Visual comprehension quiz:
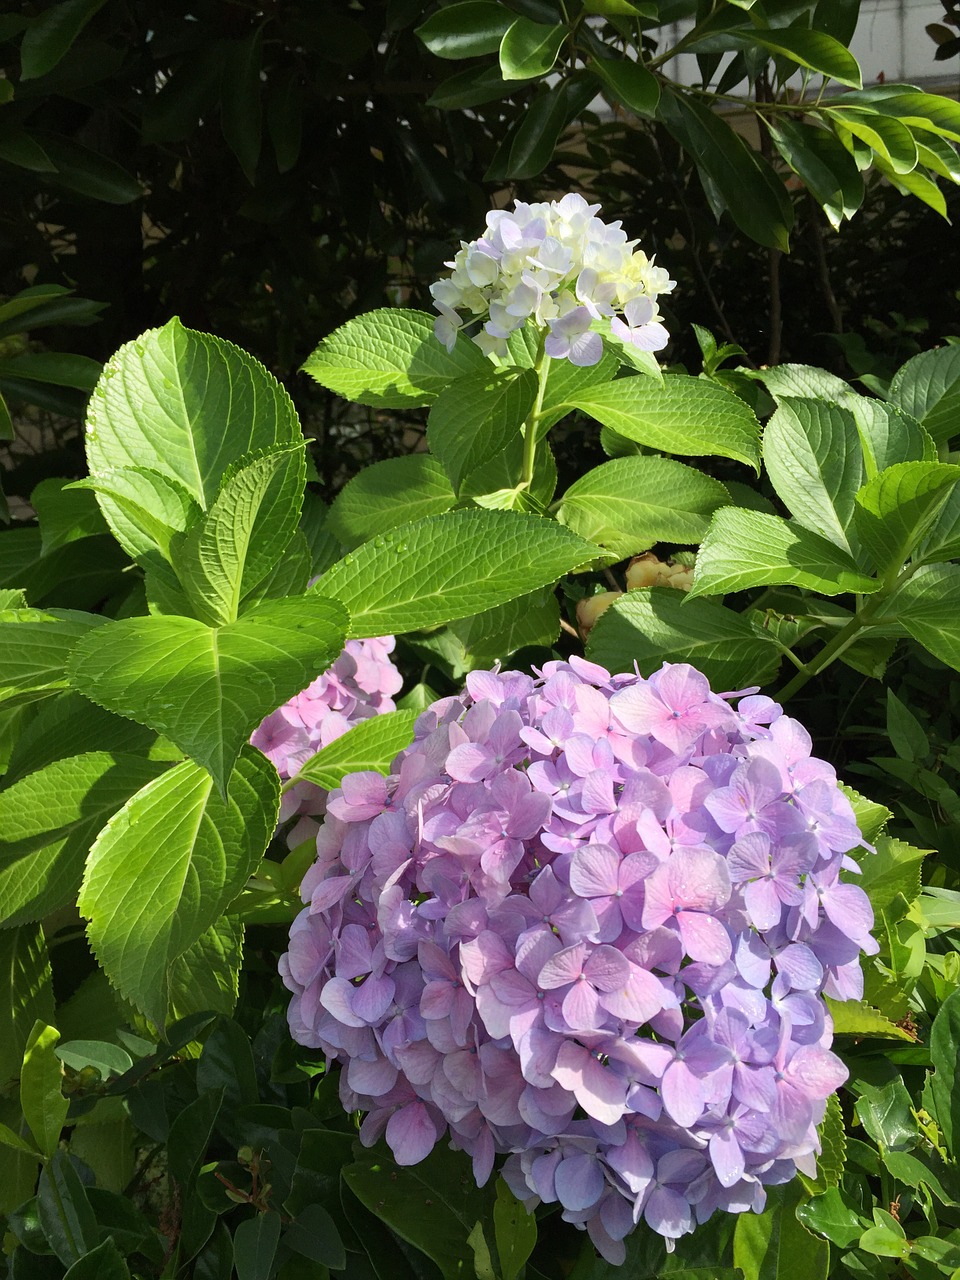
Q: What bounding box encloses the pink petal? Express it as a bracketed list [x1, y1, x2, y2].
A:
[385, 1102, 438, 1165]
[677, 911, 732, 965]
[569, 844, 621, 898]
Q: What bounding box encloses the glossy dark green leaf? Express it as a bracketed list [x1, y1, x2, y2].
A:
[660, 88, 793, 251]
[20, 0, 106, 80]
[169, 1088, 224, 1190]
[590, 54, 659, 116]
[34, 133, 141, 203]
[416, 2, 514, 58]
[282, 1205, 345, 1270]
[196, 1018, 258, 1110]
[499, 16, 566, 80]
[221, 28, 263, 184]
[37, 1151, 99, 1266]
[62, 1238, 129, 1280]
[767, 118, 864, 228]
[0, 127, 57, 172]
[495, 75, 595, 179]
[0, 352, 101, 391]
[929, 986, 960, 1156]
[266, 67, 302, 173]
[825, 106, 918, 174]
[233, 1212, 281, 1280]
[427, 64, 512, 110]
[795, 1188, 865, 1249]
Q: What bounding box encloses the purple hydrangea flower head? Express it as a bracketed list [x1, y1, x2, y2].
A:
[280, 659, 875, 1263]
[251, 636, 403, 831]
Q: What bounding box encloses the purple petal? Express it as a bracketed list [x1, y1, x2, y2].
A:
[385, 1102, 438, 1165]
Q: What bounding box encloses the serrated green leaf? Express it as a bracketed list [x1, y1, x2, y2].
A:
[78, 747, 278, 1025]
[327, 455, 455, 551]
[30, 478, 108, 554]
[20, 0, 107, 80]
[416, 2, 514, 59]
[855, 462, 960, 576]
[749, 364, 853, 402]
[878, 562, 960, 670]
[0, 752, 169, 927]
[889, 344, 960, 444]
[70, 467, 204, 567]
[174, 443, 306, 625]
[762, 398, 864, 554]
[566, 373, 761, 470]
[86, 319, 301, 559]
[68, 595, 348, 792]
[21, 1022, 68, 1159]
[0, 925, 54, 1097]
[302, 309, 487, 409]
[0, 607, 109, 695]
[167, 915, 244, 1023]
[499, 17, 566, 80]
[840, 783, 892, 845]
[427, 367, 537, 492]
[556, 456, 730, 556]
[313, 509, 602, 637]
[845, 397, 935, 477]
[451, 587, 560, 662]
[586, 587, 781, 689]
[825, 997, 915, 1040]
[690, 507, 879, 598]
[590, 54, 659, 116]
[295, 709, 418, 789]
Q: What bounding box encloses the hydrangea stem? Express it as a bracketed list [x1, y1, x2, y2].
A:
[521, 346, 551, 490]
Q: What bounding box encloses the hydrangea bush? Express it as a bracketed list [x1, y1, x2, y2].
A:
[281, 657, 877, 1262]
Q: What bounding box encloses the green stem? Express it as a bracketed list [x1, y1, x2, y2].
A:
[521, 346, 552, 491]
[776, 566, 918, 701]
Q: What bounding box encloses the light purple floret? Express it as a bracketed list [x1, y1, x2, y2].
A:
[279, 659, 876, 1264]
[251, 636, 403, 841]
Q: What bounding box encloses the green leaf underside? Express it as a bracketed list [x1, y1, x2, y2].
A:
[889, 345, 960, 444]
[302, 309, 487, 408]
[427, 367, 538, 492]
[586, 588, 781, 690]
[313, 509, 602, 637]
[762, 398, 864, 554]
[0, 752, 169, 927]
[297, 710, 418, 789]
[175, 443, 306, 625]
[327, 455, 455, 550]
[690, 507, 880, 598]
[86, 319, 301, 558]
[556, 456, 730, 556]
[67, 595, 349, 792]
[78, 747, 278, 1025]
[567, 374, 761, 470]
[854, 462, 960, 576]
[881, 563, 960, 672]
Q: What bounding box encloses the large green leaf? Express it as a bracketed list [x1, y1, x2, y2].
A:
[416, 2, 514, 59]
[854, 462, 960, 577]
[489, 76, 596, 181]
[451, 587, 560, 662]
[888, 345, 960, 444]
[71, 467, 203, 569]
[302, 309, 487, 409]
[78, 747, 278, 1026]
[0, 926, 54, 1094]
[845, 398, 935, 476]
[734, 1183, 829, 1280]
[31, 479, 108, 554]
[722, 26, 860, 86]
[174, 443, 306, 625]
[344, 1144, 495, 1280]
[313, 509, 602, 637]
[86, 320, 301, 561]
[762, 398, 864, 554]
[4, 691, 156, 785]
[220, 28, 262, 185]
[68, 595, 349, 792]
[0, 352, 101, 391]
[167, 915, 244, 1023]
[826, 106, 918, 174]
[590, 54, 659, 117]
[586, 588, 781, 689]
[659, 88, 793, 252]
[0, 608, 109, 697]
[566, 374, 761, 470]
[879, 563, 960, 672]
[838, 87, 960, 146]
[555, 456, 730, 556]
[0, 752, 169, 927]
[21, 1023, 68, 1160]
[295, 710, 418, 789]
[749, 364, 852, 403]
[427, 367, 537, 492]
[499, 17, 566, 79]
[20, 0, 107, 80]
[689, 508, 880, 598]
[327, 455, 455, 551]
[928, 987, 960, 1157]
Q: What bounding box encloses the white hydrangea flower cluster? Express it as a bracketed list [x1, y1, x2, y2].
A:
[430, 193, 676, 365]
